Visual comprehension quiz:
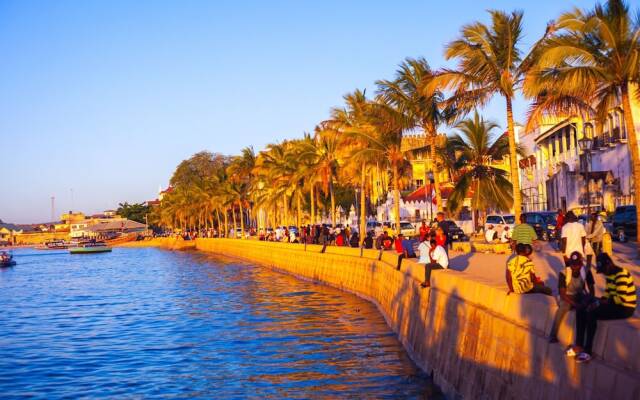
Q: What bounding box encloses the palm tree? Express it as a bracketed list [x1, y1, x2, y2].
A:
[447, 112, 518, 227]
[228, 147, 256, 239]
[436, 10, 553, 221]
[525, 0, 640, 246]
[377, 57, 455, 210]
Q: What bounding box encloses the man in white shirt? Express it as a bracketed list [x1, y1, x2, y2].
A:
[500, 226, 511, 243]
[561, 211, 586, 264]
[420, 238, 449, 288]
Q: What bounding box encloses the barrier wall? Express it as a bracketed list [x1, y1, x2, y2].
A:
[194, 238, 640, 400]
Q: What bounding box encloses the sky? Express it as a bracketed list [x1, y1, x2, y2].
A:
[0, 0, 597, 223]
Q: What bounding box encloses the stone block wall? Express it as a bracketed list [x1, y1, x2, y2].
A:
[194, 239, 639, 399]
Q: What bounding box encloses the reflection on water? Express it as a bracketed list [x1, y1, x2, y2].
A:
[0, 248, 439, 399]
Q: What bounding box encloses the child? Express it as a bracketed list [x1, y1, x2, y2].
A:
[506, 243, 552, 295]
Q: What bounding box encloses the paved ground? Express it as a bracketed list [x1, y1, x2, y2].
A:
[446, 240, 640, 317]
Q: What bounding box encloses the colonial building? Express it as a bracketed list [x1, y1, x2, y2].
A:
[519, 101, 638, 213]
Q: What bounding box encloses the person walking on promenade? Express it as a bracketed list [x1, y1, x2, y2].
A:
[394, 233, 405, 270]
[570, 253, 636, 363]
[419, 220, 430, 242]
[420, 237, 448, 288]
[549, 252, 595, 343]
[511, 214, 538, 251]
[561, 211, 586, 265]
[506, 244, 552, 295]
[555, 209, 565, 249]
[585, 212, 605, 257]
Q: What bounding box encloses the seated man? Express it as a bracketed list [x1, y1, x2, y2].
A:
[570, 253, 636, 363]
[548, 252, 595, 343]
[420, 237, 448, 288]
[485, 225, 498, 243]
[506, 243, 552, 295]
[500, 226, 511, 244]
[363, 231, 374, 249]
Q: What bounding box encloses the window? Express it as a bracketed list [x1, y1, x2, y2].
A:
[415, 179, 424, 187]
[486, 216, 502, 224]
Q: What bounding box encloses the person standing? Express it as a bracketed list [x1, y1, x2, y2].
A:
[555, 209, 565, 248]
[571, 253, 636, 363]
[419, 220, 430, 243]
[585, 212, 605, 257]
[511, 214, 538, 249]
[561, 211, 586, 265]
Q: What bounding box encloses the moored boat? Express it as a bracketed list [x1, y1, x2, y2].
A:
[69, 241, 112, 254]
[0, 251, 16, 267]
[35, 239, 70, 250]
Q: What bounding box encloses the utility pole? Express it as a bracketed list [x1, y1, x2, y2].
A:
[51, 196, 55, 222]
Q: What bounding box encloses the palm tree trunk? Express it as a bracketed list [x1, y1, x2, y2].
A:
[296, 192, 302, 229]
[215, 210, 221, 234]
[330, 181, 336, 227]
[505, 96, 522, 221]
[426, 127, 442, 212]
[232, 206, 237, 239]
[360, 163, 367, 245]
[282, 194, 288, 227]
[224, 209, 229, 238]
[239, 201, 245, 240]
[621, 86, 640, 248]
[309, 184, 315, 225]
[393, 163, 401, 236]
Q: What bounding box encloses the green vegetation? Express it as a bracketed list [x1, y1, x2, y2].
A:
[154, 0, 640, 244]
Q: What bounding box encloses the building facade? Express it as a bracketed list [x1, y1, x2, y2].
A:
[519, 103, 638, 214]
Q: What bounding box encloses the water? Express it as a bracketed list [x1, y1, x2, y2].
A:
[0, 247, 439, 399]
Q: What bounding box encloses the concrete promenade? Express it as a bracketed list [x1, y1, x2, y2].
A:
[123, 237, 640, 399]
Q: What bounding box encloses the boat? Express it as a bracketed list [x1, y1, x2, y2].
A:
[69, 241, 112, 254]
[35, 239, 70, 250]
[0, 251, 16, 267]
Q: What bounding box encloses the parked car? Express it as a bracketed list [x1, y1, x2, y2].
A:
[522, 211, 557, 241]
[446, 220, 469, 242]
[612, 205, 637, 242]
[382, 221, 417, 237]
[484, 214, 516, 233]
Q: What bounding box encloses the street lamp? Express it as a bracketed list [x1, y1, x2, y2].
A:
[578, 137, 593, 214]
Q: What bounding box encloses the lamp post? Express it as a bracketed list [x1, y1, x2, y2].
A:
[578, 137, 593, 215]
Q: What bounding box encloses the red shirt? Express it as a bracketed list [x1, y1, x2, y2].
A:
[394, 237, 404, 254]
[435, 234, 446, 247]
[419, 225, 430, 242]
[336, 234, 344, 246]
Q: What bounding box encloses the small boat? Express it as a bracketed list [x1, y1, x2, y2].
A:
[69, 241, 112, 254]
[35, 239, 70, 250]
[0, 251, 16, 267]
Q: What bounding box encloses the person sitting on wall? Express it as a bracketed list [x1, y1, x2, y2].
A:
[548, 251, 595, 344]
[569, 253, 636, 363]
[506, 243, 552, 295]
[381, 231, 393, 250]
[500, 226, 511, 244]
[349, 231, 360, 248]
[363, 231, 374, 249]
[394, 233, 405, 270]
[420, 236, 448, 288]
[485, 224, 498, 243]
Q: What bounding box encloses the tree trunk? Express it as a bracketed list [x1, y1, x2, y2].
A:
[505, 96, 522, 221]
[310, 184, 315, 225]
[231, 206, 237, 239]
[330, 181, 336, 227]
[282, 194, 288, 227]
[359, 163, 367, 245]
[621, 85, 640, 249]
[215, 210, 221, 234]
[224, 209, 229, 238]
[296, 192, 302, 229]
[393, 163, 401, 236]
[426, 125, 442, 213]
[239, 201, 245, 239]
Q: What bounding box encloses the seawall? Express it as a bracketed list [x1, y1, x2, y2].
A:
[193, 238, 639, 400]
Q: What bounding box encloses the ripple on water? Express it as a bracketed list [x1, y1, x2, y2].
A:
[0, 247, 440, 399]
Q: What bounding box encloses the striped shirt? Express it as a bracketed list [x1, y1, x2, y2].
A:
[507, 255, 534, 294]
[511, 223, 538, 245]
[605, 268, 637, 309]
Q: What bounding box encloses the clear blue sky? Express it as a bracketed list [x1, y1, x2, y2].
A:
[1, 0, 595, 223]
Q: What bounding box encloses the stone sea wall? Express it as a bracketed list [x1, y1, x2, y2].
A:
[193, 238, 639, 400]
